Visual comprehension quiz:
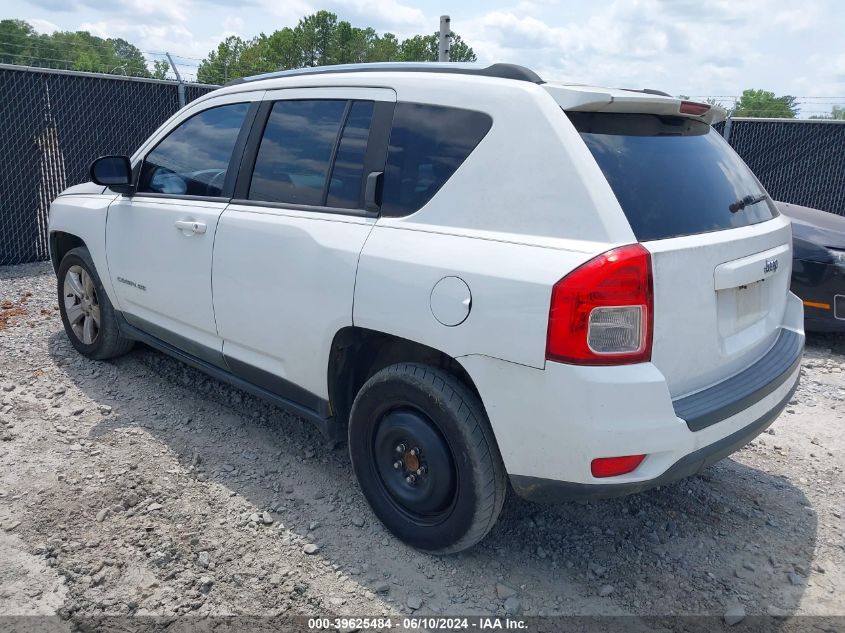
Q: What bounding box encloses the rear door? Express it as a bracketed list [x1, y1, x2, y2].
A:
[569, 111, 792, 397]
[212, 87, 395, 406]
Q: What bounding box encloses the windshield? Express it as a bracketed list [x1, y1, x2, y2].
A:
[569, 112, 778, 241]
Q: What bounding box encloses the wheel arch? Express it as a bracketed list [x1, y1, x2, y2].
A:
[49, 231, 87, 273]
[327, 326, 483, 427]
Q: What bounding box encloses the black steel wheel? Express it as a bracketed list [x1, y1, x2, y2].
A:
[348, 363, 506, 553]
[373, 406, 457, 523]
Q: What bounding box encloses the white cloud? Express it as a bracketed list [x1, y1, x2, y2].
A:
[333, 0, 427, 28]
[28, 18, 60, 34]
[833, 53, 845, 81]
[255, 0, 315, 27]
[223, 16, 245, 34]
[8, 0, 842, 105]
[459, 0, 831, 98]
[771, 2, 823, 32]
[249, 0, 427, 38]
[79, 20, 198, 55]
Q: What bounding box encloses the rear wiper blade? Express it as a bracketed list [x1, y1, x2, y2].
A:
[729, 194, 768, 213]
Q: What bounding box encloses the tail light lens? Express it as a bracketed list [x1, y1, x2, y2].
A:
[546, 244, 653, 365]
[591, 454, 646, 478]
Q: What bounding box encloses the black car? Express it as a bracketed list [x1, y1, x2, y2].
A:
[777, 201, 845, 332]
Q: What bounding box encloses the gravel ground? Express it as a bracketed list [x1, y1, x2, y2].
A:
[1, 262, 843, 630]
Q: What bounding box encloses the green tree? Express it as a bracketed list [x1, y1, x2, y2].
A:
[151, 59, 170, 79]
[398, 34, 435, 61]
[333, 22, 371, 64]
[397, 32, 477, 62]
[109, 37, 149, 76]
[367, 33, 401, 62]
[447, 33, 476, 62]
[197, 11, 478, 83]
[238, 35, 276, 77]
[0, 19, 37, 65]
[197, 35, 250, 84]
[809, 105, 845, 120]
[734, 89, 798, 118]
[297, 10, 338, 66]
[0, 19, 153, 77]
[265, 27, 303, 70]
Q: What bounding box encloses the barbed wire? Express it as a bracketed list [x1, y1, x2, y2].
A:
[690, 95, 845, 100]
[3, 37, 845, 111]
[1, 37, 372, 82]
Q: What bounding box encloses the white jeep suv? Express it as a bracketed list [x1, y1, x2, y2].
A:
[49, 62, 804, 553]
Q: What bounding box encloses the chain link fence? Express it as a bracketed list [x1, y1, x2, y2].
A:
[1, 65, 844, 265]
[0, 64, 217, 265]
[718, 118, 845, 217]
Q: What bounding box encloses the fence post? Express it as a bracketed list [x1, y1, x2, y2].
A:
[166, 52, 186, 109]
[723, 114, 733, 143]
[439, 16, 451, 62]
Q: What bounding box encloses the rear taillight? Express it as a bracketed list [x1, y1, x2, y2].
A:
[546, 244, 653, 365]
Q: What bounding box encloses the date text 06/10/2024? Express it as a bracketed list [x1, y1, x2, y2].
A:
[307, 617, 529, 630]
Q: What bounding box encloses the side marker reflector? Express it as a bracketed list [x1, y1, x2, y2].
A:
[591, 454, 646, 478]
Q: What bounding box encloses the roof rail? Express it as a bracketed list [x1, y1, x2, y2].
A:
[224, 62, 543, 87]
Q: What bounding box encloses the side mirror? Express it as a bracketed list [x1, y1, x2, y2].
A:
[90, 155, 134, 194]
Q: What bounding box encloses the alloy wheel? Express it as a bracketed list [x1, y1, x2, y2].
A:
[63, 265, 100, 345]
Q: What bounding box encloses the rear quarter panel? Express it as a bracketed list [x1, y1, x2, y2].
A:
[353, 74, 637, 368]
[354, 226, 599, 368]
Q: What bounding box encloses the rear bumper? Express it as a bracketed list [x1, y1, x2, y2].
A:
[510, 372, 798, 502]
[672, 328, 803, 432]
[459, 292, 805, 503]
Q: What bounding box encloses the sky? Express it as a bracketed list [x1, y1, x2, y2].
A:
[5, 0, 845, 116]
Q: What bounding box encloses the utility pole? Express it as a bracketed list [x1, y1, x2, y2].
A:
[438, 15, 451, 62]
[166, 52, 186, 108]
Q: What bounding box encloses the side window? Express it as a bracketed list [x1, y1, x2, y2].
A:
[249, 100, 347, 206]
[326, 101, 374, 208]
[138, 103, 249, 197]
[381, 103, 492, 217]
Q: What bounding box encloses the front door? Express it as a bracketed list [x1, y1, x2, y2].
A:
[106, 100, 254, 362]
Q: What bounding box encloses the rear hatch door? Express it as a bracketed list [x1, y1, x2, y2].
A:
[567, 108, 791, 398]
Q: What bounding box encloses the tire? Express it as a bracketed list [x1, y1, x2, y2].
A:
[57, 247, 133, 361]
[348, 362, 507, 553]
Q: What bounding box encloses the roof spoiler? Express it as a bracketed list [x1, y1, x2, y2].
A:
[543, 84, 726, 125]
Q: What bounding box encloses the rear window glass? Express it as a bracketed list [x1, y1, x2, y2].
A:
[249, 100, 347, 206]
[569, 112, 777, 241]
[381, 103, 492, 217]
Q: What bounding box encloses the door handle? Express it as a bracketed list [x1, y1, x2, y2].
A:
[175, 220, 207, 235]
[364, 171, 383, 212]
